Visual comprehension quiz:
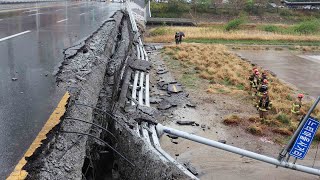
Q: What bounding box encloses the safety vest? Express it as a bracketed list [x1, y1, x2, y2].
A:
[258, 96, 272, 111]
[250, 75, 260, 88]
[291, 101, 302, 114]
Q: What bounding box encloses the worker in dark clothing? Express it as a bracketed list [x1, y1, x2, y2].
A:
[257, 91, 272, 121]
[260, 72, 268, 83]
[175, 32, 180, 45]
[178, 32, 185, 44]
[256, 79, 268, 103]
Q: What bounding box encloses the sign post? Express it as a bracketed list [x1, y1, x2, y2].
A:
[289, 117, 320, 159]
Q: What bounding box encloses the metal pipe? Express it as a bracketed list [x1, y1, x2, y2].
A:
[143, 48, 150, 106]
[150, 125, 199, 180]
[138, 46, 145, 105]
[279, 96, 320, 160]
[156, 124, 320, 176]
[131, 45, 140, 105]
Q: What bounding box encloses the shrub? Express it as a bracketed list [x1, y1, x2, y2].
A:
[225, 18, 245, 31]
[223, 115, 241, 125]
[294, 20, 320, 34]
[276, 113, 290, 124]
[247, 125, 263, 135]
[272, 128, 293, 136]
[263, 25, 279, 33]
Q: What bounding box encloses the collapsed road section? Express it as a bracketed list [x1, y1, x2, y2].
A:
[18, 9, 195, 180]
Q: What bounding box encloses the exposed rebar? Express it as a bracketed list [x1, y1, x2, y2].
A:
[60, 130, 135, 167]
[64, 117, 117, 140]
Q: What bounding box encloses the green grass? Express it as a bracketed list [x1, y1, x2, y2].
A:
[180, 73, 199, 89]
[184, 38, 320, 46]
[225, 18, 245, 31]
[276, 113, 291, 125]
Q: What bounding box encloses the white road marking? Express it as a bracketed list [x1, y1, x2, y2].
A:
[79, 13, 86, 16]
[57, 18, 68, 23]
[55, 9, 64, 12]
[0, 30, 31, 42]
[28, 13, 44, 16]
[23, 9, 38, 13]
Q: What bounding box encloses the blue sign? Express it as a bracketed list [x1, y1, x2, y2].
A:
[289, 117, 320, 159]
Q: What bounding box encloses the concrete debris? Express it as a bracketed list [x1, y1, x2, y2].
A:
[67, 79, 77, 84]
[176, 120, 195, 126]
[129, 59, 152, 72]
[186, 102, 196, 108]
[218, 140, 227, 144]
[157, 99, 177, 110]
[183, 162, 198, 176]
[167, 134, 179, 139]
[171, 139, 178, 144]
[137, 105, 157, 116]
[11, 77, 18, 81]
[149, 97, 162, 104]
[75, 75, 86, 81]
[157, 69, 168, 75]
[157, 81, 168, 90]
[154, 45, 163, 50]
[167, 83, 183, 93]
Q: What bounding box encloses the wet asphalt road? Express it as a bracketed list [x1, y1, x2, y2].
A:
[0, 1, 123, 178]
[234, 49, 320, 98]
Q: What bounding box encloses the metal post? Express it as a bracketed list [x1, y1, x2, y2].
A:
[156, 124, 320, 176]
[278, 96, 320, 161]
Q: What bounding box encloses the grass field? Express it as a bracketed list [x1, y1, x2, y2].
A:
[146, 26, 320, 46]
[162, 43, 320, 138]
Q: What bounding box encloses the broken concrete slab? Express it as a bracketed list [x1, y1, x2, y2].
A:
[184, 162, 198, 176]
[186, 102, 196, 108]
[157, 69, 168, 74]
[137, 105, 157, 116]
[176, 120, 195, 126]
[157, 99, 177, 110]
[157, 81, 168, 90]
[128, 59, 152, 72]
[149, 97, 162, 104]
[167, 83, 183, 93]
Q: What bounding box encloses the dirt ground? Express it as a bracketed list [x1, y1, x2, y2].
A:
[147, 44, 320, 180]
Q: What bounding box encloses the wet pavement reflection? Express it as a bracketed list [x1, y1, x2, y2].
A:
[233, 49, 320, 98]
[0, 2, 123, 178]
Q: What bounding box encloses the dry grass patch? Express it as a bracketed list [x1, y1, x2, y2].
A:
[272, 128, 293, 136]
[223, 115, 241, 125]
[162, 43, 320, 141]
[247, 125, 263, 136]
[146, 26, 320, 43]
